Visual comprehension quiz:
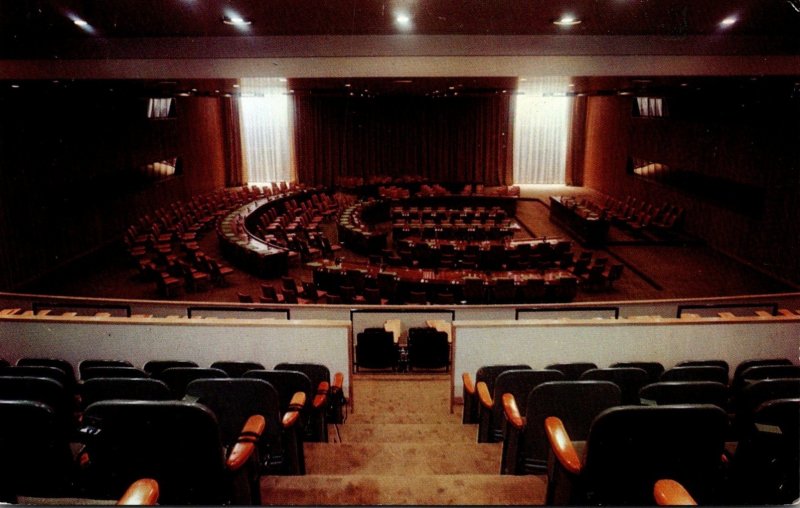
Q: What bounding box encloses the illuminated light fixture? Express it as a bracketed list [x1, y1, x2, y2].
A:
[69, 14, 95, 32]
[395, 12, 412, 29]
[344, 83, 352, 88]
[394, 79, 413, 84]
[719, 16, 738, 27]
[222, 15, 252, 26]
[232, 84, 240, 88]
[553, 14, 581, 26]
[73, 18, 88, 27]
[10, 84, 20, 89]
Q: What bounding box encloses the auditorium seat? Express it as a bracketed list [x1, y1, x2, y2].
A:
[355, 328, 399, 371]
[143, 360, 199, 377]
[731, 358, 793, 391]
[260, 284, 285, 303]
[301, 280, 327, 303]
[660, 365, 729, 385]
[0, 376, 75, 437]
[731, 378, 800, 439]
[237, 292, 254, 303]
[461, 276, 487, 304]
[81, 400, 264, 504]
[0, 399, 78, 502]
[16, 358, 77, 392]
[501, 380, 621, 475]
[676, 359, 730, 378]
[477, 369, 564, 443]
[639, 381, 729, 408]
[610, 361, 665, 384]
[155, 367, 228, 398]
[275, 362, 336, 442]
[489, 277, 516, 304]
[544, 404, 728, 505]
[579, 367, 650, 405]
[545, 362, 598, 381]
[81, 366, 150, 380]
[79, 359, 134, 379]
[0, 366, 73, 399]
[80, 377, 173, 409]
[727, 398, 800, 504]
[243, 369, 314, 442]
[210, 361, 266, 378]
[462, 365, 531, 426]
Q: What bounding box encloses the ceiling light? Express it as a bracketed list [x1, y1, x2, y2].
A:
[73, 18, 88, 27]
[222, 15, 252, 26]
[720, 16, 738, 27]
[395, 12, 412, 29]
[69, 15, 94, 32]
[10, 84, 20, 89]
[553, 14, 581, 26]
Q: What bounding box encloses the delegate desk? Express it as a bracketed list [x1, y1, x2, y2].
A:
[217, 188, 324, 277]
[310, 259, 578, 303]
[549, 196, 610, 247]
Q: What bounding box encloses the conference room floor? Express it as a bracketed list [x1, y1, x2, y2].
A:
[23, 187, 795, 303]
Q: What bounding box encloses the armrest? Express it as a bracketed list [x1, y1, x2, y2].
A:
[117, 478, 159, 505]
[462, 372, 475, 395]
[653, 479, 697, 506]
[477, 381, 493, 409]
[502, 393, 524, 430]
[313, 381, 330, 409]
[282, 392, 307, 429]
[332, 372, 344, 391]
[544, 416, 582, 475]
[226, 414, 266, 471]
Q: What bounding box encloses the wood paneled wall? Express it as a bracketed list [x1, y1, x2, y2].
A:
[581, 95, 800, 286]
[0, 94, 228, 290]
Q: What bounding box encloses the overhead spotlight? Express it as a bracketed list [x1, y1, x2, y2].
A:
[222, 15, 252, 26]
[719, 16, 738, 28]
[69, 14, 95, 32]
[553, 14, 581, 26]
[395, 12, 412, 29]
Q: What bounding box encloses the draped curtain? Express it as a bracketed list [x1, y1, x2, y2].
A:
[238, 78, 295, 184]
[220, 96, 244, 187]
[293, 94, 512, 187]
[513, 77, 572, 184]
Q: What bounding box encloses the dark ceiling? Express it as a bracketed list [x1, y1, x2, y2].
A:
[0, 1, 798, 98]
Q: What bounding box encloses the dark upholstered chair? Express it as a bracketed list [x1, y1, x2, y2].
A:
[501, 380, 621, 475]
[462, 364, 531, 424]
[579, 367, 650, 405]
[355, 329, 399, 372]
[639, 381, 728, 408]
[407, 327, 450, 371]
[545, 362, 598, 381]
[545, 404, 728, 505]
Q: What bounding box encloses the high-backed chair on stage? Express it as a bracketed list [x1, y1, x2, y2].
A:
[462, 364, 531, 424]
[544, 404, 728, 505]
[355, 328, 399, 372]
[407, 327, 450, 372]
[501, 380, 621, 475]
[81, 400, 264, 504]
[477, 369, 564, 443]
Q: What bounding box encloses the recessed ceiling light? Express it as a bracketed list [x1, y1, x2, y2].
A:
[222, 15, 252, 26]
[345, 83, 352, 88]
[395, 12, 412, 29]
[73, 18, 88, 27]
[10, 84, 20, 89]
[553, 14, 581, 26]
[720, 16, 738, 27]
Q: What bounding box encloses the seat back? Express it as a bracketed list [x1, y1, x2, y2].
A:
[482, 369, 564, 442]
[210, 361, 266, 378]
[660, 366, 728, 385]
[610, 361, 665, 384]
[545, 362, 597, 381]
[0, 366, 71, 395]
[580, 405, 728, 505]
[16, 358, 76, 393]
[639, 381, 728, 408]
[0, 376, 74, 438]
[355, 329, 398, 370]
[579, 367, 650, 405]
[730, 398, 800, 504]
[732, 358, 792, 385]
[155, 367, 228, 398]
[143, 360, 199, 377]
[79, 359, 133, 379]
[0, 400, 76, 501]
[82, 400, 229, 505]
[80, 377, 173, 409]
[475, 364, 532, 396]
[81, 366, 150, 380]
[243, 370, 312, 416]
[676, 359, 729, 378]
[407, 327, 450, 370]
[733, 378, 800, 438]
[521, 380, 621, 474]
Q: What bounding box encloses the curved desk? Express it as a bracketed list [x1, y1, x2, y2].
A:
[217, 188, 324, 278]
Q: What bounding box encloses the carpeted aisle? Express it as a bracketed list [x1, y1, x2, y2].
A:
[260, 374, 546, 505]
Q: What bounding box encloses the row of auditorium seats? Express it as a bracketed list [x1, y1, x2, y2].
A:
[461, 357, 799, 505]
[0, 357, 346, 503]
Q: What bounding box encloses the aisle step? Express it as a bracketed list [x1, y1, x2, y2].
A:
[261, 473, 546, 506]
[333, 422, 476, 444]
[305, 442, 502, 475]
